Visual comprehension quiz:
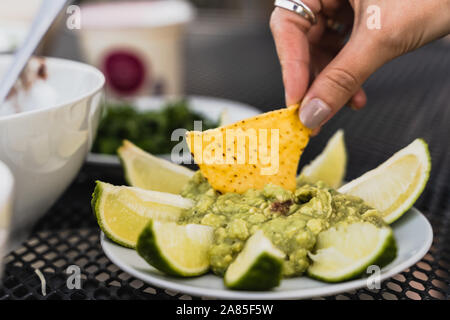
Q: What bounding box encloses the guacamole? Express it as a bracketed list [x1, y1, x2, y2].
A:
[179, 171, 386, 277]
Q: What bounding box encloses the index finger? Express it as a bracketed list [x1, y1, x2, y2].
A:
[270, 2, 321, 106]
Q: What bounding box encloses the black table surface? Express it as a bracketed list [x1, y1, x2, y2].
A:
[0, 32, 448, 300]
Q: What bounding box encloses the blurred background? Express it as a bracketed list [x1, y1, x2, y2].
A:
[1, 0, 449, 209]
[1, 0, 448, 172]
[0, 0, 448, 300]
[0, 0, 290, 160]
[0, 0, 283, 107]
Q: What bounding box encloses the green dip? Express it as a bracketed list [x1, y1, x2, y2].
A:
[179, 171, 386, 277]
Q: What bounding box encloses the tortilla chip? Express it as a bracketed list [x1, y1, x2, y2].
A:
[186, 105, 311, 193]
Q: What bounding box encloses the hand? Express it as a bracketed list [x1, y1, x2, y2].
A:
[270, 0, 450, 130]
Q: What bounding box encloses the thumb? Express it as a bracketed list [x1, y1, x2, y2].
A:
[299, 39, 384, 129]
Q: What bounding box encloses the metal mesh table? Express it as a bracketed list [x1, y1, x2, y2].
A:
[0, 31, 449, 300]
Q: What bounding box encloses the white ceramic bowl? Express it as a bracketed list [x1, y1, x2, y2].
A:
[0, 55, 105, 248]
[0, 160, 14, 276]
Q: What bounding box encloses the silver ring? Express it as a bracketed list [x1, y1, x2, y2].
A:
[275, 0, 317, 25]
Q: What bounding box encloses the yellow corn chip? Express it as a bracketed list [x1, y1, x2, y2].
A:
[186, 105, 311, 193]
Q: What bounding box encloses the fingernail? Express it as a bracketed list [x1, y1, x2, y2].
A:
[299, 98, 332, 129]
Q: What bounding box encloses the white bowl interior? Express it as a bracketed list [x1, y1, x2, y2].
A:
[0, 55, 105, 118]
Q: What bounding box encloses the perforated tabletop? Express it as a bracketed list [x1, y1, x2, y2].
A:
[0, 35, 448, 300]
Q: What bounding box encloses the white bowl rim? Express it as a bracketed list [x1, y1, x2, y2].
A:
[0, 54, 105, 122]
[0, 160, 14, 210]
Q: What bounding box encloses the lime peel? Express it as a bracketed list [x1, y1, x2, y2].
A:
[307, 222, 397, 282]
[137, 220, 214, 277]
[224, 230, 285, 290]
[338, 138, 430, 224]
[92, 181, 193, 248]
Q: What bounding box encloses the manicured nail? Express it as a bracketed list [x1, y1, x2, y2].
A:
[299, 98, 332, 129]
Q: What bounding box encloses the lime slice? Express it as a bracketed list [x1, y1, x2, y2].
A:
[338, 139, 430, 224]
[224, 230, 285, 290]
[118, 140, 194, 194]
[92, 181, 193, 248]
[307, 222, 397, 282]
[300, 129, 347, 188]
[137, 220, 214, 277]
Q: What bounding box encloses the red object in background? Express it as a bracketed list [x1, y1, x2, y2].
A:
[102, 50, 148, 95]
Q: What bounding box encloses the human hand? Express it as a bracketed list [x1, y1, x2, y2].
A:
[270, 0, 450, 130]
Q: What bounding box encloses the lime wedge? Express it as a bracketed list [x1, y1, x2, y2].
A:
[92, 181, 193, 248]
[307, 222, 397, 282]
[224, 230, 285, 290]
[338, 139, 430, 224]
[118, 140, 194, 194]
[300, 129, 347, 188]
[137, 220, 214, 277]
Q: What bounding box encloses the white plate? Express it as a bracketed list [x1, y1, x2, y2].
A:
[87, 95, 261, 165]
[101, 207, 433, 300]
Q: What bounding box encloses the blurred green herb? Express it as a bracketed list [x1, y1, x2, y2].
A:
[92, 99, 218, 155]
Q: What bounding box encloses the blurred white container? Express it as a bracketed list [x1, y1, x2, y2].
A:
[0, 0, 42, 52]
[0, 55, 105, 250]
[79, 0, 194, 97]
[0, 161, 14, 277]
